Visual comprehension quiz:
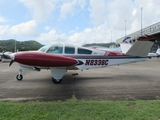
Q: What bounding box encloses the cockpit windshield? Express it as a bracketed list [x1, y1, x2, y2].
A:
[46, 45, 63, 54]
[38, 45, 51, 52]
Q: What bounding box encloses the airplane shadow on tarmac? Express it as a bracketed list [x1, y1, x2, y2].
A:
[10, 72, 114, 101]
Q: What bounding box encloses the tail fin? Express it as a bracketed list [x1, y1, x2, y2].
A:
[122, 36, 131, 42]
[120, 42, 132, 53]
[126, 35, 156, 57]
[120, 36, 132, 54]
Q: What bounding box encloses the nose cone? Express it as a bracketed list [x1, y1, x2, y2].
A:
[9, 53, 15, 60]
[13, 51, 78, 67]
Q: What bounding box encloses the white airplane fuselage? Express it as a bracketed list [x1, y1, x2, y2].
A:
[17, 44, 147, 71]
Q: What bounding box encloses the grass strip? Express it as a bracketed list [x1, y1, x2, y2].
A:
[0, 99, 160, 120]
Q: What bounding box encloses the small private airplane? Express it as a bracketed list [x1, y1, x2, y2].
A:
[147, 47, 160, 58]
[156, 47, 160, 56]
[94, 36, 160, 58]
[90, 36, 132, 53]
[9, 35, 155, 84]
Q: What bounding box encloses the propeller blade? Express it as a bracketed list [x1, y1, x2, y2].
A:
[2, 50, 5, 54]
[9, 60, 14, 66]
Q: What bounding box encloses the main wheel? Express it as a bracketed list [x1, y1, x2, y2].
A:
[16, 74, 23, 81]
[52, 78, 62, 84]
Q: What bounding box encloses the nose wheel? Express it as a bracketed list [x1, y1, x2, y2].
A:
[52, 77, 62, 84]
[16, 74, 23, 81]
[16, 69, 23, 81]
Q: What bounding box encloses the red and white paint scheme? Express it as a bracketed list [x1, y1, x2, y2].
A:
[9, 35, 156, 84]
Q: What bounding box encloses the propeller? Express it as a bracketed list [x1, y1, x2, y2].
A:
[9, 60, 14, 66]
[1, 51, 5, 58]
[2, 50, 5, 54]
[9, 53, 15, 66]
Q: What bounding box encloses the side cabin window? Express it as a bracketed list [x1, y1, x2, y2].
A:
[65, 46, 75, 54]
[78, 48, 92, 54]
[46, 45, 63, 54]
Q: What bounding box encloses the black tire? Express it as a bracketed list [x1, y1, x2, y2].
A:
[52, 78, 62, 84]
[16, 74, 23, 81]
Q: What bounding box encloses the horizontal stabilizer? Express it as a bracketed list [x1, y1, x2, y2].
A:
[126, 35, 156, 57]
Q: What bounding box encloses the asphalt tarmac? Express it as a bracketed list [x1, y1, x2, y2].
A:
[0, 58, 160, 101]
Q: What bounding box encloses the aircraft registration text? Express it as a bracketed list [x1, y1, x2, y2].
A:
[85, 59, 108, 66]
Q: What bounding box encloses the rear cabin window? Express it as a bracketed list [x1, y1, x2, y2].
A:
[78, 48, 92, 54]
[46, 45, 63, 54]
[65, 46, 75, 54]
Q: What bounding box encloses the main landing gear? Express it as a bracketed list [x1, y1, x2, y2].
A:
[52, 77, 62, 84]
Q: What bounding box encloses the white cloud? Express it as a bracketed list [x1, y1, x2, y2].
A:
[37, 29, 68, 44]
[0, 15, 7, 23]
[132, 9, 137, 16]
[68, 24, 112, 45]
[134, 0, 160, 25]
[2, 0, 160, 45]
[89, 0, 108, 26]
[86, 0, 160, 42]
[68, 0, 160, 45]
[10, 20, 39, 36]
[0, 25, 10, 35]
[60, 0, 86, 18]
[19, 0, 56, 22]
[0, 20, 39, 37]
[36, 0, 160, 45]
[60, 2, 75, 18]
[37, 24, 112, 45]
[106, 0, 135, 31]
[45, 26, 52, 31]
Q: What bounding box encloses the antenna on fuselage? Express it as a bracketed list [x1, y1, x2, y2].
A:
[82, 41, 86, 46]
[57, 34, 61, 44]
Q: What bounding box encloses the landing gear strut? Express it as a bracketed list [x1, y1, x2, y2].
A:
[52, 77, 62, 84]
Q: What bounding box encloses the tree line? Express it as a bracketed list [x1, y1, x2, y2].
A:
[0, 39, 43, 52]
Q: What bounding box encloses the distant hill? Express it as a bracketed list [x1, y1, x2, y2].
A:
[0, 39, 43, 52]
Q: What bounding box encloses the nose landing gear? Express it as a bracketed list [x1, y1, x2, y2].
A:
[16, 69, 23, 81]
[16, 74, 23, 81]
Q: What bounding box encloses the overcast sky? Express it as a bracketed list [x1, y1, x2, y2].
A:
[0, 0, 160, 45]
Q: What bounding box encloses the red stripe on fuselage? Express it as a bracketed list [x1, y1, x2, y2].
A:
[14, 52, 78, 67]
[105, 51, 125, 56]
